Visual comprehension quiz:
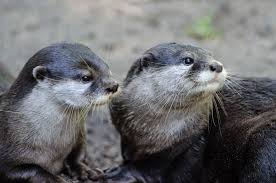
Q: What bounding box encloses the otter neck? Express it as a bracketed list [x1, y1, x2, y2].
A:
[16, 85, 87, 146]
[119, 92, 213, 155]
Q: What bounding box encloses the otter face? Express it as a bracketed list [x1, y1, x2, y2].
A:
[125, 43, 227, 103]
[31, 43, 119, 109]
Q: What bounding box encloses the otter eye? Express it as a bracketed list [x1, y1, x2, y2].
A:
[183, 57, 194, 65]
[81, 75, 92, 83]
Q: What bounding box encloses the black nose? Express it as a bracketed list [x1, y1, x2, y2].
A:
[209, 63, 223, 73]
[106, 83, 119, 94]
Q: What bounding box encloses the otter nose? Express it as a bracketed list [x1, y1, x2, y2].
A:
[105, 82, 119, 94]
[209, 63, 223, 73]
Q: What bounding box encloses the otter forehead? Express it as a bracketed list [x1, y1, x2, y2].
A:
[30, 43, 110, 78]
[145, 42, 213, 65]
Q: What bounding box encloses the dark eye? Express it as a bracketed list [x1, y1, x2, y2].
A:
[183, 57, 194, 65]
[81, 75, 92, 83]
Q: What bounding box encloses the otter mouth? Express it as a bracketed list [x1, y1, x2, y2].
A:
[190, 72, 227, 94]
[202, 79, 225, 88]
[91, 97, 111, 106]
[190, 62, 227, 89]
[90, 89, 121, 106]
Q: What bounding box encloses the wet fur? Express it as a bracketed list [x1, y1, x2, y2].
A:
[205, 78, 276, 183]
[0, 43, 117, 183]
[112, 66, 212, 156]
[98, 43, 276, 183]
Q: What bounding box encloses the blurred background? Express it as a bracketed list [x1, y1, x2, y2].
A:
[1, 0, 276, 79]
[0, 0, 276, 173]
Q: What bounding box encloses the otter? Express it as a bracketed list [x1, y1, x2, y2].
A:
[93, 43, 276, 183]
[0, 43, 119, 183]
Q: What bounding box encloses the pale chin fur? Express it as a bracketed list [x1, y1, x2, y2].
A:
[92, 95, 111, 106]
[91, 86, 121, 106]
[51, 80, 92, 108]
[194, 68, 227, 93]
[48, 80, 117, 108]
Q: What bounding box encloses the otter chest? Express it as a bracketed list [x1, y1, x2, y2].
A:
[18, 99, 84, 173]
[33, 114, 83, 170]
[126, 110, 207, 154]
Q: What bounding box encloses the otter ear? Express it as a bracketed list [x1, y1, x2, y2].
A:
[32, 66, 48, 81]
[139, 53, 155, 68]
[125, 53, 155, 85]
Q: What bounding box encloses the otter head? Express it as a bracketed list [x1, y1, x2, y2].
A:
[13, 43, 119, 109]
[124, 42, 227, 108]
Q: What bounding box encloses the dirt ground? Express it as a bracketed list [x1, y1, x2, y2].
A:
[0, 0, 276, 182]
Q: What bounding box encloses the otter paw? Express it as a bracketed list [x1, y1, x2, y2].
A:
[91, 166, 141, 183]
[56, 175, 71, 183]
[66, 162, 96, 181]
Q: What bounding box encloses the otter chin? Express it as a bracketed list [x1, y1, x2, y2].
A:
[192, 72, 227, 94]
[0, 42, 119, 183]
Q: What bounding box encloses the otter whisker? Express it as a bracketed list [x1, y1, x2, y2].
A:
[90, 100, 98, 118]
[78, 104, 89, 124]
[215, 93, 227, 116]
[152, 93, 174, 121]
[64, 105, 71, 139]
[224, 81, 242, 97]
[148, 92, 173, 121]
[206, 95, 214, 133]
[134, 91, 174, 123]
[164, 93, 178, 123]
[157, 76, 193, 121]
[212, 96, 222, 137]
[55, 102, 70, 126]
[209, 96, 216, 129]
[66, 106, 73, 139]
[66, 47, 96, 73]
[140, 60, 170, 66]
[79, 55, 96, 73]
[226, 75, 244, 90]
[133, 89, 171, 109]
[36, 74, 64, 82]
[151, 77, 194, 121]
[226, 76, 244, 89]
[226, 77, 242, 89]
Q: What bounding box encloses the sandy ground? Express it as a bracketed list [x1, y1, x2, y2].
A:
[0, 0, 276, 182]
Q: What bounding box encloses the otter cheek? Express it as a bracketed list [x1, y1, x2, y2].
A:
[89, 83, 100, 94]
[53, 81, 91, 107]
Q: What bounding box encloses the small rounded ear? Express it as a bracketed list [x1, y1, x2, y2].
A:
[124, 53, 156, 85]
[32, 66, 48, 81]
[139, 53, 155, 68]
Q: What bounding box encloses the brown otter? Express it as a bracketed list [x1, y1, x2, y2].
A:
[93, 43, 276, 183]
[0, 43, 119, 183]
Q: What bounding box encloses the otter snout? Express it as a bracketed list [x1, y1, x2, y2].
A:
[194, 60, 227, 93]
[106, 82, 119, 93]
[209, 62, 223, 73]
[102, 79, 119, 94]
